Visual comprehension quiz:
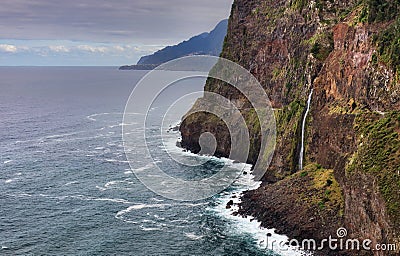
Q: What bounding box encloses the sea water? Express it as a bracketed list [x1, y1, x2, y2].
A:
[0, 67, 306, 255]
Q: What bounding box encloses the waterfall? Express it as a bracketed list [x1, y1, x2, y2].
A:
[299, 89, 313, 170]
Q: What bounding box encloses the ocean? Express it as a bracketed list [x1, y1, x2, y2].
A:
[0, 67, 302, 256]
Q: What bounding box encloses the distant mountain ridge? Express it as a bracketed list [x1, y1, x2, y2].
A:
[119, 19, 228, 70]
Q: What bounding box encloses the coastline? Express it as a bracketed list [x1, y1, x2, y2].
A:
[167, 124, 308, 255]
[236, 166, 345, 256]
[210, 168, 310, 256]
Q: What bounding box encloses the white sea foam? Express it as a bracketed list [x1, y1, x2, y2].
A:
[87, 112, 143, 122]
[83, 197, 132, 204]
[170, 219, 190, 223]
[104, 159, 129, 163]
[150, 197, 164, 202]
[182, 202, 208, 207]
[15, 133, 107, 145]
[153, 214, 165, 220]
[70, 195, 133, 204]
[185, 232, 203, 240]
[14, 193, 32, 197]
[45, 131, 82, 139]
[64, 181, 79, 186]
[140, 225, 162, 231]
[95, 185, 106, 191]
[211, 167, 311, 256]
[142, 219, 156, 223]
[11, 192, 133, 206]
[115, 204, 170, 218]
[86, 112, 118, 121]
[109, 122, 137, 128]
[128, 163, 155, 173]
[96, 179, 136, 191]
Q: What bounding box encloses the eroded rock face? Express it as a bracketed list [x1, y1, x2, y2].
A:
[314, 21, 400, 110]
[308, 16, 400, 255]
[179, 0, 400, 254]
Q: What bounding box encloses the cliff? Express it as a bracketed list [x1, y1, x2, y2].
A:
[119, 20, 228, 70]
[180, 0, 400, 255]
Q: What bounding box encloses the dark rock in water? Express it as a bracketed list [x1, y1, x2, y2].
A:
[226, 200, 234, 209]
[170, 125, 179, 132]
[243, 171, 248, 175]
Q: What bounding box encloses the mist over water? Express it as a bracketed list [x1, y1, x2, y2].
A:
[0, 67, 285, 255]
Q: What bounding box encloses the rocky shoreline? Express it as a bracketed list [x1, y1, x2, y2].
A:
[236, 166, 346, 256]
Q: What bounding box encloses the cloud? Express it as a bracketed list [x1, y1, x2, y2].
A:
[113, 45, 125, 52]
[48, 45, 70, 53]
[0, 40, 166, 65]
[76, 45, 108, 53]
[0, 44, 18, 53]
[0, 0, 233, 44]
[0, 41, 164, 58]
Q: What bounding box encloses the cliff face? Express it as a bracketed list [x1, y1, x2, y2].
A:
[180, 0, 400, 255]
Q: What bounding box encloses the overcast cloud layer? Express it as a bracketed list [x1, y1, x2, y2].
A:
[0, 0, 233, 65]
[0, 0, 233, 44]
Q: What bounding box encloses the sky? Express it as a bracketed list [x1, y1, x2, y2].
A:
[0, 0, 233, 66]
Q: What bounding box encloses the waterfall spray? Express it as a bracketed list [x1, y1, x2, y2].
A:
[299, 89, 313, 170]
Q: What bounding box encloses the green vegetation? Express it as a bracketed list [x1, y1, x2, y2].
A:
[328, 98, 365, 114]
[311, 42, 330, 61]
[348, 111, 400, 227]
[309, 32, 334, 61]
[275, 100, 304, 167]
[284, 100, 303, 123]
[372, 18, 400, 76]
[339, 7, 352, 21]
[364, 0, 399, 23]
[300, 171, 308, 177]
[296, 164, 344, 215]
[243, 108, 262, 164]
[291, 0, 307, 11]
[304, 30, 334, 62]
[272, 67, 285, 81]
